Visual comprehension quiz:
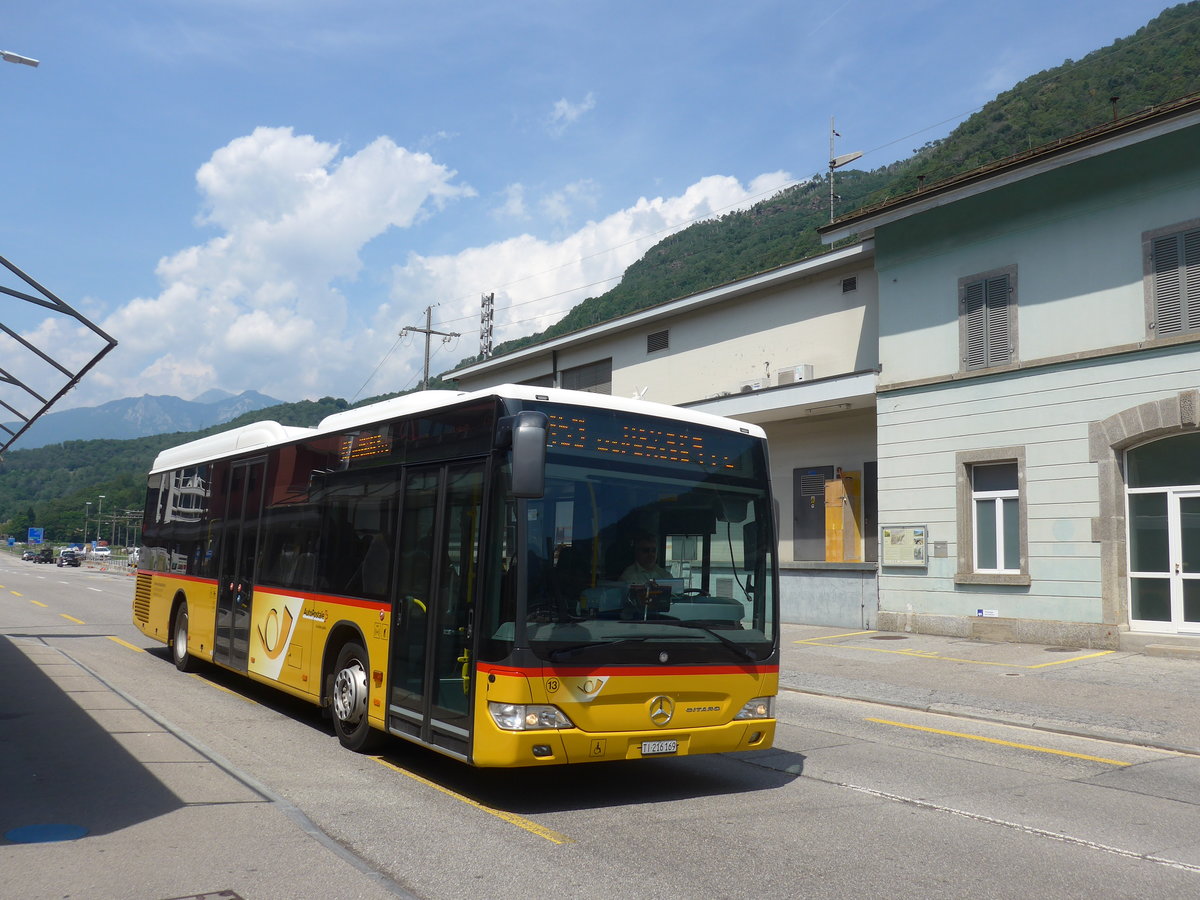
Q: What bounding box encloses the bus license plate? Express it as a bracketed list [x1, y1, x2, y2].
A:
[641, 739, 678, 755]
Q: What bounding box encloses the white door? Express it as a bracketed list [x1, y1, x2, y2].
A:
[1171, 491, 1200, 632]
[1129, 489, 1200, 633]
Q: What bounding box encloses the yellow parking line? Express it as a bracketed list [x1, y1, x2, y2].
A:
[795, 630, 876, 643]
[10, 590, 23, 597]
[371, 755, 575, 844]
[1025, 650, 1116, 668]
[30, 600, 47, 607]
[868, 718, 1131, 766]
[60, 614, 85, 625]
[188, 672, 256, 703]
[107, 636, 145, 653]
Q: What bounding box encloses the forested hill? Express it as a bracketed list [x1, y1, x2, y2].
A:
[459, 1, 1200, 365]
[0, 397, 352, 544]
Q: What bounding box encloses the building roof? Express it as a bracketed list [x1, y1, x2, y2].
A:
[450, 240, 873, 380]
[819, 92, 1200, 244]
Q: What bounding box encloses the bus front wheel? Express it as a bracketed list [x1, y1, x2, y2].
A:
[331, 642, 382, 752]
[173, 602, 198, 673]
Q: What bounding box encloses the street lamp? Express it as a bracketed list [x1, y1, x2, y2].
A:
[84, 501, 92, 545]
[828, 117, 862, 223]
[97, 495, 105, 548]
[1, 50, 39, 68]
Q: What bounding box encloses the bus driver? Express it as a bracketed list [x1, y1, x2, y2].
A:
[620, 533, 671, 585]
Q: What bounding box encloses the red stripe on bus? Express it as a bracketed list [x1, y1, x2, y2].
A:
[477, 662, 778, 678]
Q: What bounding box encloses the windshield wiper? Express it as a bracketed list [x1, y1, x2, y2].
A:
[672, 623, 758, 661]
[547, 637, 649, 661]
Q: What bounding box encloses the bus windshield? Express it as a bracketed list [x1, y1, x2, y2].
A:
[487, 411, 776, 666]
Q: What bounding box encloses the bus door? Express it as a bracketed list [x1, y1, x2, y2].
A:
[389, 462, 484, 759]
[214, 457, 267, 671]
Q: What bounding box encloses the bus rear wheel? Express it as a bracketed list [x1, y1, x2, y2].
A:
[173, 602, 198, 673]
[331, 641, 382, 752]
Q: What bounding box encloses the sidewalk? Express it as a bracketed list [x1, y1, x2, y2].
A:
[780, 623, 1200, 755]
[0, 633, 409, 900]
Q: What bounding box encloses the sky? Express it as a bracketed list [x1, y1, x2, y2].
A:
[0, 0, 1183, 416]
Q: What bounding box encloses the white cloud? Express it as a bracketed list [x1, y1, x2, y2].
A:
[95, 127, 473, 402]
[548, 92, 596, 136]
[539, 180, 599, 226]
[388, 170, 795, 375]
[493, 183, 528, 220]
[40, 121, 791, 407]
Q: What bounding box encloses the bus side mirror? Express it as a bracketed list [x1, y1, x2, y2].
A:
[501, 411, 548, 499]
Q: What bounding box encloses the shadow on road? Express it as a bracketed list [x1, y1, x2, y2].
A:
[0, 634, 184, 842]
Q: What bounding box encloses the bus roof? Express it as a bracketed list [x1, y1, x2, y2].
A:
[149, 384, 765, 474]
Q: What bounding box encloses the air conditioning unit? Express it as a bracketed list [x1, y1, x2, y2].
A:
[739, 379, 763, 393]
[776, 364, 813, 386]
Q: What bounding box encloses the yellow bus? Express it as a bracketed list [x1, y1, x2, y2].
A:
[134, 385, 778, 767]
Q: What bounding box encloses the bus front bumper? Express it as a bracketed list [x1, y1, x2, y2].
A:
[471, 719, 776, 767]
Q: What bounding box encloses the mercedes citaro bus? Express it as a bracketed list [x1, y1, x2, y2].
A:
[134, 385, 778, 767]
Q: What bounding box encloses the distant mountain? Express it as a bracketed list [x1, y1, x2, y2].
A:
[4, 390, 282, 449]
[191, 388, 237, 404]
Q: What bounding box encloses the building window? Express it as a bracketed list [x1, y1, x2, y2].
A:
[955, 447, 1028, 585]
[1147, 223, 1200, 338]
[972, 463, 1019, 572]
[646, 330, 669, 353]
[559, 358, 612, 394]
[959, 267, 1016, 371]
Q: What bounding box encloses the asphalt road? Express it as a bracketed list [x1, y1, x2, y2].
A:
[3, 554, 1200, 899]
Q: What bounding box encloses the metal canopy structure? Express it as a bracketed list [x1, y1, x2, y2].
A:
[0, 254, 117, 455]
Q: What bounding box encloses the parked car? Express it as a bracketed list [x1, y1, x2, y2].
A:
[91, 546, 111, 559]
[20, 549, 35, 561]
[33, 548, 53, 563]
[57, 549, 81, 567]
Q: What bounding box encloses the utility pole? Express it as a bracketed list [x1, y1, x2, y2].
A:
[402, 305, 460, 390]
[480, 292, 494, 359]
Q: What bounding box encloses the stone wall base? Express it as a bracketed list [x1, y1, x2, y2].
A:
[874, 611, 1122, 650]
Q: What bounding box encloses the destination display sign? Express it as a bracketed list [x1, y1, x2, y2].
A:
[534, 406, 759, 476]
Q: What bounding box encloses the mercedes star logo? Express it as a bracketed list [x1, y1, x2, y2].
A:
[649, 695, 674, 726]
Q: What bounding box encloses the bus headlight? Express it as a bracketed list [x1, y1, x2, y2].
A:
[488, 702, 574, 731]
[734, 697, 774, 720]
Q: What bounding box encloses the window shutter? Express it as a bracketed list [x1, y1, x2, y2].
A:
[1185, 229, 1200, 332]
[964, 274, 1011, 369]
[964, 280, 987, 368]
[985, 275, 1010, 367]
[1153, 234, 1183, 335]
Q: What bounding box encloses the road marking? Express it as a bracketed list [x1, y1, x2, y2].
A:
[799, 630, 877, 641]
[30, 600, 47, 608]
[107, 636, 145, 653]
[59, 614, 86, 625]
[1024, 651, 1116, 668]
[189, 672, 256, 703]
[10, 590, 22, 597]
[371, 755, 575, 844]
[834, 779, 1200, 874]
[868, 717, 1132, 766]
[795, 634, 1114, 668]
